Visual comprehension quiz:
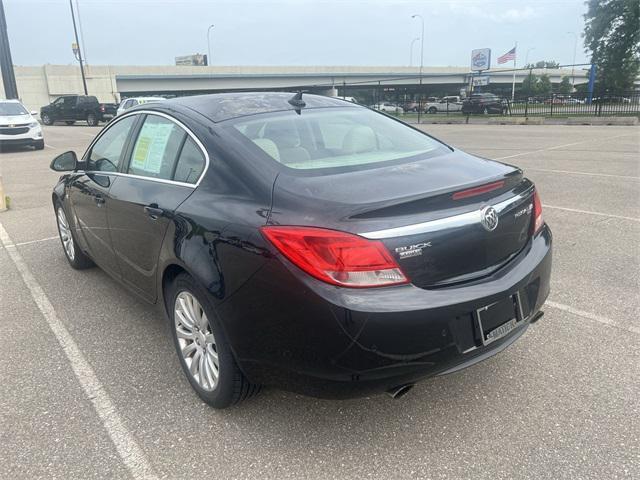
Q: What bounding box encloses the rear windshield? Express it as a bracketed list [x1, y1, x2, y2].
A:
[0, 103, 28, 116]
[228, 107, 448, 170]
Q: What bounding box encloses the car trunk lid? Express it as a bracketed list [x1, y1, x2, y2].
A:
[269, 150, 535, 288]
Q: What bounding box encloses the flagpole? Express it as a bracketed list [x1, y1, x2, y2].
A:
[511, 41, 517, 101]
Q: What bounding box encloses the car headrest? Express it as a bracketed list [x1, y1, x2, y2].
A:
[252, 138, 280, 162]
[342, 126, 377, 154]
[263, 120, 300, 148]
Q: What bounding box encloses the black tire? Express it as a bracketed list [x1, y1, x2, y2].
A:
[86, 113, 99, 126]
[34, 140, 45, 150]
[65, 121, 76, 125]
[54, 200, 95, 270]
[427, 107, 437, 114]
[167, 273, 260, 408]
[41, 113, 54, 125]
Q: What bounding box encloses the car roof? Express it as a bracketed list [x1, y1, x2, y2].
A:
[162, 92, 357, 123]
[0, 99, 22, 103]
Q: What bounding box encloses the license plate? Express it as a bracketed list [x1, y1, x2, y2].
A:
[476, 292, 524, 346]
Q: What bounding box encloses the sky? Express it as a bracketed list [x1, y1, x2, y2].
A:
[4, 0, 590, 68]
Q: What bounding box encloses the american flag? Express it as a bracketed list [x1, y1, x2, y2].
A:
[497, 47, 516, 64]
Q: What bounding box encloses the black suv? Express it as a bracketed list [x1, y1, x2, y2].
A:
[40, 95, 117, 126]
[462, 93, 507, 114]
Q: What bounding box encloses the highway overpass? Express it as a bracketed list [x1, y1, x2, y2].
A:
[7, 64, 587, 111]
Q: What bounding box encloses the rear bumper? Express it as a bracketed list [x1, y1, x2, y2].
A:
[222, 225, 552, 399]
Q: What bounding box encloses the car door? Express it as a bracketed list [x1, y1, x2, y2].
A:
[61, 96, 77, 120]
[107, 113, 207, 301]
[68, 115, 139, 277]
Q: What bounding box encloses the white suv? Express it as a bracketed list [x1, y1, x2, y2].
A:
[0, 99, 44, 151]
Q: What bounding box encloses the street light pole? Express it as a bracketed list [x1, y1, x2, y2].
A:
[411, 14, 424, 77]
[411, 14, 424, 123]
[409, 37, 419, 67]
[524, 47, 535, 67]
[567, 31, 578, 87]
[207, 24, 214, 66]
[69, 0, 87, 95]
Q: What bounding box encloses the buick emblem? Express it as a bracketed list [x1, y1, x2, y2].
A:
[480, 206, 499, 232]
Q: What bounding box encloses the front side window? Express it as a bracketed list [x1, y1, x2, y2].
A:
[128, 115, 186, 180]
[87, 116, 136, 172]
[229, 107, 447, 170]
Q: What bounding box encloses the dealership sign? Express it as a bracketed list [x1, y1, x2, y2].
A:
[471, 48, 491, 71]
[472, 76, 490, 86]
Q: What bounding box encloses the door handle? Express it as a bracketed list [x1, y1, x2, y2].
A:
[144, 204, 164, 219]
[94, 195, 105, 206]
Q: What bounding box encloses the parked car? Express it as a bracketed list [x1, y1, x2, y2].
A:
[116, 96, 166, 116]
[425, 96, 463, 114]
[461, 93, 507, 114]
[369, 102, 404, 114]
[0, 99, 44, 151]
[40, 95, 118, 126]
[49, 92, 551, 408]
[402, 100, 420, 112]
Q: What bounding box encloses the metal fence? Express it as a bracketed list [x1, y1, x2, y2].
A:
[329, 85, 640, 121]
[505, 92, 640, 117]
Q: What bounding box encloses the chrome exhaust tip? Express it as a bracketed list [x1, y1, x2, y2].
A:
[386, 384, 414, 399]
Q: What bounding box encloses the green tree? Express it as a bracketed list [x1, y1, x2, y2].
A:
[522, 72, 538, 95]
[584, 0, 640, 91]
[524, 60, 561, 69]
[536, 74, 552, 95]
[558, 76, 573, 94]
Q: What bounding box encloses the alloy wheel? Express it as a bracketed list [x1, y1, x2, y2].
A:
[56, 207, 75, 261]
[174, 291, 219, 391]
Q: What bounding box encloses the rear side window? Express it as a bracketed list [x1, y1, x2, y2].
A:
[174, 137, 205, 184]
[88, 115, 136, 172]
[128, 115, 186, 180]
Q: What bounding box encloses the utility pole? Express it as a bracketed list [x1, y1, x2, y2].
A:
[0, 0, 18, 100]
[69, 0, 88, 95]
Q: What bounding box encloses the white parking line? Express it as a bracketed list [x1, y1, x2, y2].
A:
[0, 222, 158, 480]
[495, 133, 638, 160]
[15, 236, 59, 247]
[546, 300, 640, 335]
[543, 204, 640, 222]
[0, 236, 59, 250]
[525, 167, 640, 180]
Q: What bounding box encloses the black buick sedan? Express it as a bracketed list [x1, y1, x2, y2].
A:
[50, 92, 552, 408]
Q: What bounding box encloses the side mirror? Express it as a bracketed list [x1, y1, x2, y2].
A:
[50, 151, 78, 172]
[30, 111, 38, 116]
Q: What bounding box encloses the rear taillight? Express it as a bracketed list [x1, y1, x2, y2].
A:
[532, 189, 544, 234]
[260, 226, 409, 288]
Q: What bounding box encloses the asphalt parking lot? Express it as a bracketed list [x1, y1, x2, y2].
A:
[0, 123, 638, 479]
